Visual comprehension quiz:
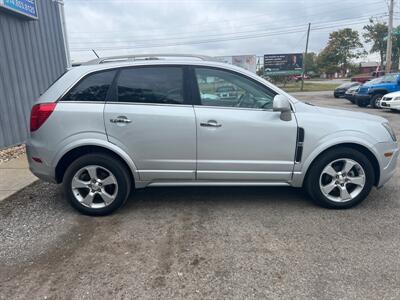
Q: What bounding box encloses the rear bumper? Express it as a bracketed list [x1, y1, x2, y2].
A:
[26, 141, 57, 183]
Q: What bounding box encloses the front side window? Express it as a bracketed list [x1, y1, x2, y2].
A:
[62, 70, 116, 101]
[117, 67, 184, 104]
[195, 68, 276, 109]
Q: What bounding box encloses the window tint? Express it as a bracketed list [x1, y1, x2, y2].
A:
[63, 70, 116, 101]
[117, 67, 184, 104]
[195, 68, 276, 109]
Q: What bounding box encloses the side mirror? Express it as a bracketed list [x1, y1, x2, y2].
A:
[273, 95, 292, 121]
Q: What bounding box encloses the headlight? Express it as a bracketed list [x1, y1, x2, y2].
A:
[367, 87, 372, 93]
[382, 122, 397, 141]
[394, 96, 400, 101]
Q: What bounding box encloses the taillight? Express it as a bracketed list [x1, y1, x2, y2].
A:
[30, 103, 57, 132]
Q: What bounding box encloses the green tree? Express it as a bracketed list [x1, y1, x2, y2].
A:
[363, 19, 388, 68]
[317, 28, 365, 75]
[304, 52, 318, 75]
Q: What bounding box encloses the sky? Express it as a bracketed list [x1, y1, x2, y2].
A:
[64, 0, 398, 63]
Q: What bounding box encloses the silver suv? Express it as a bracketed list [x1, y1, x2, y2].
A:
[27, 55, 399, 215]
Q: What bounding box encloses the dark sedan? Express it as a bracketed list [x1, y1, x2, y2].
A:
[344, 84, 360, 103]
[334, 82, 360, 98]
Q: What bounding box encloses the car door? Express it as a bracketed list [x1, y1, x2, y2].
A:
[104, 65, 196, 182]
[193, 67, 298, 182]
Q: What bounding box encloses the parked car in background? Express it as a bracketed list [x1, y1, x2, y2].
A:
[344, 84, 361, 103]
[216, 85, 238, 99]
[334, 82, 360, 98]
[291, 74, 310, 82]
[27, 54, 398, 215]
[355, 74, 400, 108]
[380, 91, 400, 111]
[351, 69, 385, 83]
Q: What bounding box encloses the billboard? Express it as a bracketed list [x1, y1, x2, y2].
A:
[0, 0, 38, 19]
[232, 55, 257, 73]
[264, 53, 303, 75]
[216, 55, 257, 73]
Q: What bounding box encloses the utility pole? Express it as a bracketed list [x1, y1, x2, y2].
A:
[301, 23, 311, 91]
[385, 0, 394, 73]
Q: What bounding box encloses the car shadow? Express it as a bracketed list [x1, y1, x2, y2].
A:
[121, 186, 314, 213]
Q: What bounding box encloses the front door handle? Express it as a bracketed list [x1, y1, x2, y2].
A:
[200, 120, 222, 128]
[110, 116, 132, 124]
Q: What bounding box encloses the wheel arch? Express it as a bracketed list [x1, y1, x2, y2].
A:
[302, 143, 380, 187]
[55, 144, 138, 185]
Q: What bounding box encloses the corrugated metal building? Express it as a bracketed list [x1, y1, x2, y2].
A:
[0, 0, 69, 148]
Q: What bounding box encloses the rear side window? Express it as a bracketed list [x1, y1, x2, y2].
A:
[62, 70, 116, 101]
[116, 67, 184, 104]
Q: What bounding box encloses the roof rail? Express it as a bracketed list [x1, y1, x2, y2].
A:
[82, 54, 216, 65]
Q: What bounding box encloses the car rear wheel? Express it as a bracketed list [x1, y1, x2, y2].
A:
[63, 153, 131, 215]
[370, 94, 383, 108]
[305, 147, 375, 209]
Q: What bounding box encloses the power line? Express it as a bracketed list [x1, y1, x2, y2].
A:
[69, 13, 387, 46]
[67, 0, 384, 37]
[70, 19, 376, 52]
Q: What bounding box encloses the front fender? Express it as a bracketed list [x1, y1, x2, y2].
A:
[291, 130, 380, 187]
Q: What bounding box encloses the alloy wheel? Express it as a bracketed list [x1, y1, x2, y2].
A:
[375, 97, 382, 108]
[319, 158, 366, 203]
[71, 165, 118, 209]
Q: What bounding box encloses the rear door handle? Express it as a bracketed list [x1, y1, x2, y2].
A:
[110, 116, 132, 124]
[200, 120, 222, 128]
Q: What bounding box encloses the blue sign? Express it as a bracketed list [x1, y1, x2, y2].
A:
[0, 0, 38, 19]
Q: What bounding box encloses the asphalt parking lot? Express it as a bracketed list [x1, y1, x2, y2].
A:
[1, 91, 400, 300]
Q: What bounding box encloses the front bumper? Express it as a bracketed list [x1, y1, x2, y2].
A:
[380, 99, 400, 110]
[344, 93, 355, 101]
[375, 142, 399, 188]
[334, 90, 346, 97]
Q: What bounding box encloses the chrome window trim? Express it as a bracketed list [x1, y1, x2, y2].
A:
[57, 62, 296, 111]
[104, 101, 194, 108]
[193, 104, 274, 112]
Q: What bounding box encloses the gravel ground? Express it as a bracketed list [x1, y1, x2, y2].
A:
[0, 144, 25, 164]
[1, 92, 399, 300]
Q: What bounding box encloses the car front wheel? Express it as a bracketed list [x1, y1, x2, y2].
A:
[306, 147, 375, 209]
[63, 153, 131, 215]
[370, 94, 383, 109]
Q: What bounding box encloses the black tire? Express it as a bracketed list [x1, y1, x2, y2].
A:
[370, 94, 383, 109]
[305, 147, 375, 209]
[63, 153, 132, 216]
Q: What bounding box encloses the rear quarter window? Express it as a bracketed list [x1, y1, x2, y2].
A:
[116, 66, 184, 104]
[62, 70, 117, 102]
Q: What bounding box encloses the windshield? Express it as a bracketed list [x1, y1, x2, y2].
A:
[364, 77, 383, 85]
[337, 82, 353, 89]
[381, 74, 398, 83]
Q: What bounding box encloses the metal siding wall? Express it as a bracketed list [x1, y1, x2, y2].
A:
[0, 0, 67, 148]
